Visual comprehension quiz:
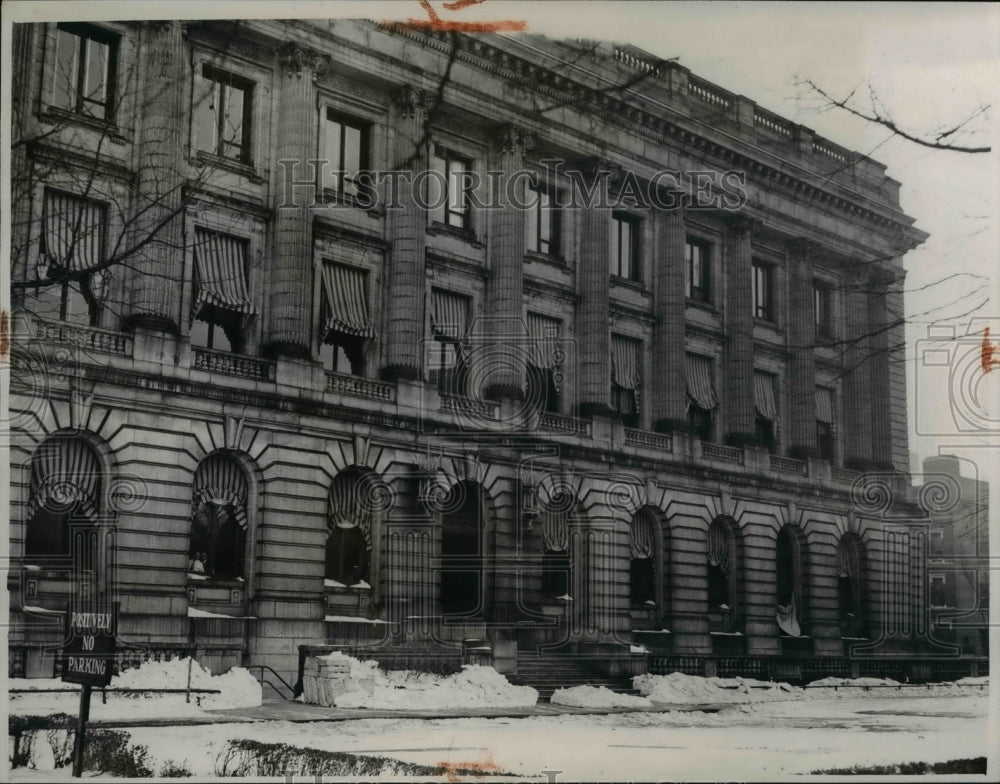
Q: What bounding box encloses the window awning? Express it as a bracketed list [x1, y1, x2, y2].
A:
[328, 471, 375, 546]
[541, 507, 569, 552]
[686, 353, 718, 411]
[321, 262, 375, 340]
[431, 289, 469, 341]
[816, 387, 835, 424]
[527, 313, 561, 371]
[753, 371, 778, 422]
[41, 190, 104, 274]
[193, 455, 248, 529]
[611, 335, 641, 392]
[837, 538, 856, 578]
[707, 522, 729, 574]
[26, 438, 101, 521]
[631, 510, 654, 559]
[192, 229, 256, 319]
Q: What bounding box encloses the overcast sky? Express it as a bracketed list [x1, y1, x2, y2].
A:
[4, 0, 998, 482]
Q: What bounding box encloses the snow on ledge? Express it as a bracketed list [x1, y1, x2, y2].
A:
[23, 605, 66, 615]
[324, 615, 389, 624]
[187, 607, 256, 619]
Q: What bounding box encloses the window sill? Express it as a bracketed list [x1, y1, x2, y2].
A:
[753, 318, 783, 333]
[39, 107, 130, 144]
[193, 151, 264, 184]
[320, 188, 383, 218]
[524, 250, 569, 270]
[685, 298, 719, 315]
[427, 222, 483, 248]
[609, 275, 648, 294]
[186, 575, 246, 588]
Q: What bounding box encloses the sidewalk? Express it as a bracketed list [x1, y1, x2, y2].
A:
[87, 697, 727, 728]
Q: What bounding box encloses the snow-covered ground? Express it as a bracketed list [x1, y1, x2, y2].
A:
[7, 669, 993, 780]
[8, 657, 261, 721]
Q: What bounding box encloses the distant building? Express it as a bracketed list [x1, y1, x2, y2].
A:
[9, 18, 982, 686]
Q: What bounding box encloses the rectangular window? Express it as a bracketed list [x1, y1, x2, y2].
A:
[929, 573, 948, 608]
[38, 189, 106, 325]
[929, 530, 945, 557]
[611, 334, 642, 428]
[322, 110, 368, 197]
[816, 386, 836, 462]
[611, 212, 641, 281]
[752, 259, 774, 321]
[193, 66, 253, 164]
[753, 370, 778, 452]
[429, 289, 471, 395]
[814, 281, 833, 337]
[430, 151, 472, 230]
[190, 229, 255, 353]
[526, 182, 562, 257]
[319, 262, 374, 376]
[52, 24, 117, 121]
[686, 238, 711, 302]
[527, 313, 562, 413]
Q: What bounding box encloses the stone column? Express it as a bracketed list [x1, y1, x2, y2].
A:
[868, 268, 897, 469]
[265, 43, 325, 358]
[842, 268, 873, 468]
[787, 239, 817, 456]
[382, 86, 428, 381]
[483, 126, 532, 401]
[577, 161, 612, 417]
[723, 216, 757, 442]
[125, 21, 186, 332]
[651, 201, 688, 431]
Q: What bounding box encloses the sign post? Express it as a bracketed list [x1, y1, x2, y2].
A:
[63, 605, 117, 777]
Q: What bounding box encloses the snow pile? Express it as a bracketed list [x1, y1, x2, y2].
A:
[112, 657, 262, 709]
[807, 676, 901, 688]
[303, 654, 537, 709]
[633, 672, 801, 705]
[550, 685, 652, 709]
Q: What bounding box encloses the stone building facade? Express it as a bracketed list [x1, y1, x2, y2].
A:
[10, 18, 975, 685]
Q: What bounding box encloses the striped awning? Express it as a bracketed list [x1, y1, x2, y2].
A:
[328, 470, 374, 546]
[686, 353, 718, 411]
[631, 510, 654, 559]
[192, 229, 256, 319]
[527, 313, 561, 371]
[431, 289, 469, 341]
[541, 508, 569, 552]
[707, 521, 729, 573]
[816, 387, 835, 424]
[26, 437, 101, 521]
[321, 262, 375, 340]
[41, 189, 105, 275]
[753, 371, 778, 422]
[611, 334, 641, 392]
[193, 454, 248, 529]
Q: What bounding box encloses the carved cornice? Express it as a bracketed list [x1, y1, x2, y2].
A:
[376, 23, 925, 244]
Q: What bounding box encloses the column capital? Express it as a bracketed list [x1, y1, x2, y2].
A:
[725, 214, 763, 239]
[787, 237, 818, 260]
[394, 85, 430, 120]
[276, 42, 330, 78]
[495, 125, 535, 156]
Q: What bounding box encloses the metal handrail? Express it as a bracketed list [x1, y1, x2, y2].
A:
[244, 664, 295, 700]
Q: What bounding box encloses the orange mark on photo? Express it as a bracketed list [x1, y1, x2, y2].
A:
[981, 326, 998, 373]
[387, 0, 528, 34]
[437, 752, 504, 781]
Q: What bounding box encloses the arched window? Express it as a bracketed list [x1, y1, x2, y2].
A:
[25, 436, 102, 565]
[837, 533, 867, 637]
[540, 491, 573, 599]
[629, 509, 656, 606]
[190, 454, 248, 580]
[776, 525, 807, 637]
[440, 480, 487, 616]
[325, 467, 377, 586]
[706, 516, 742, 631]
